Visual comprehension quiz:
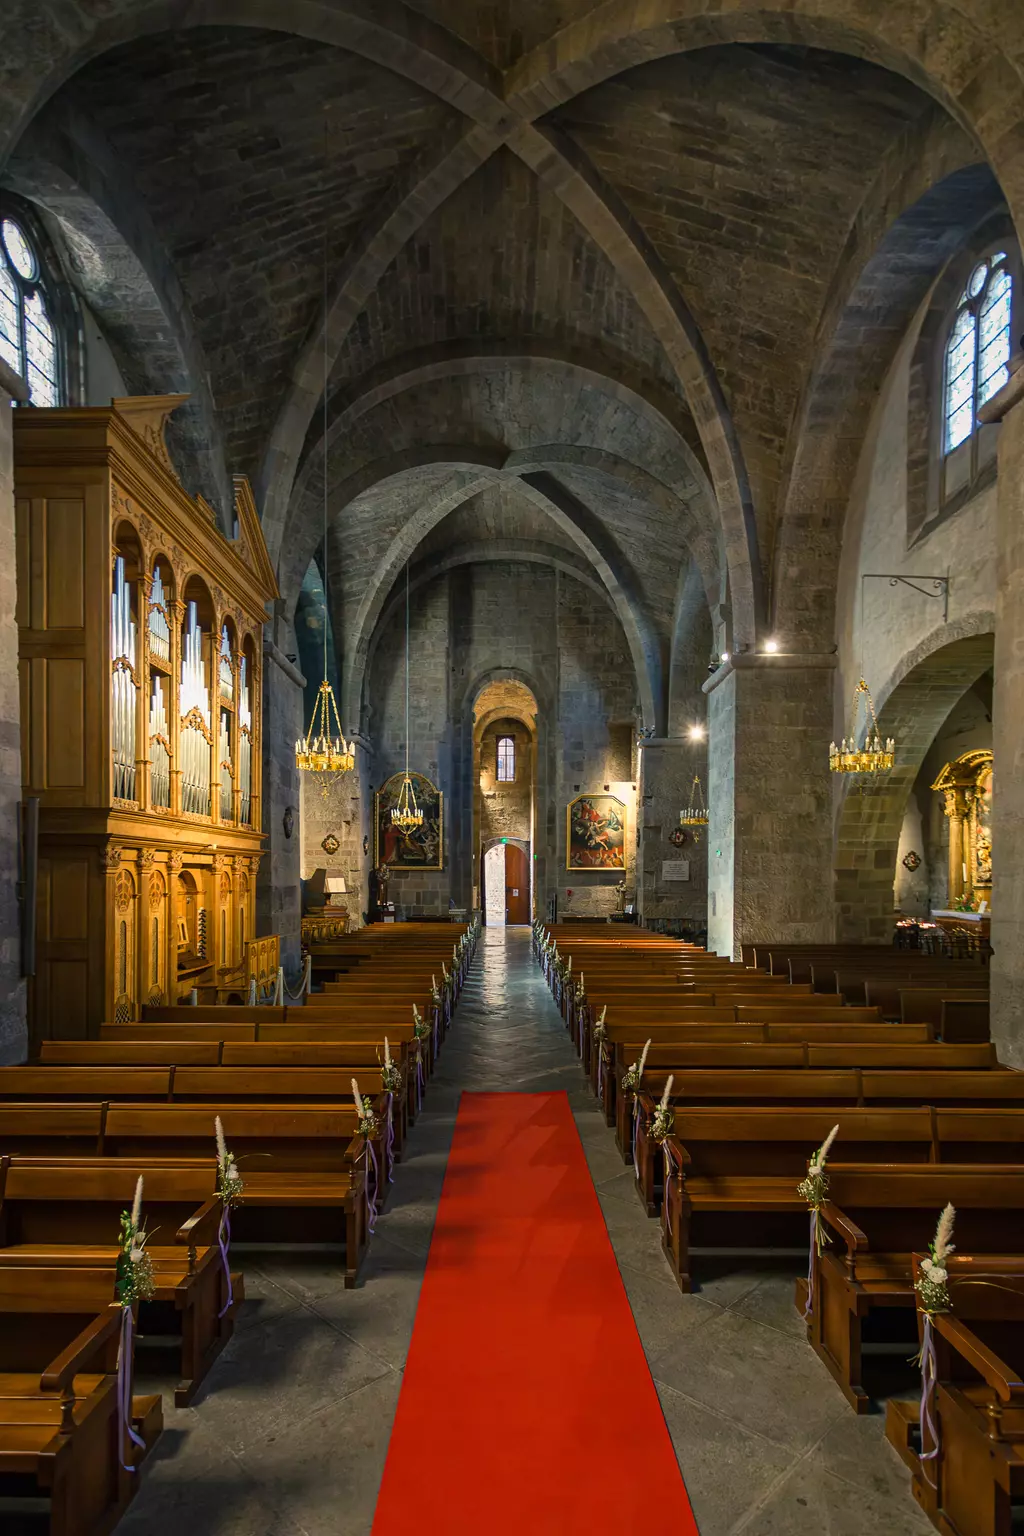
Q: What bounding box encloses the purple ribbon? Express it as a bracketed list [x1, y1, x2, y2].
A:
[596, 1044, 605, 1100]
[217, 1206, 234, 1319]
[632, 1098, 641, 1180]
[432, 1005, 440, 1054]
[919, 1315, 940, 1485]
[365, 1138, 379, 1234]
[385, 1093, 395, 1185]
[803, 1209, 818, 1320]
[415, 1049, 424, 1114]
[663, 1145, 674, 1237]
[116, 1307, 146, 1472]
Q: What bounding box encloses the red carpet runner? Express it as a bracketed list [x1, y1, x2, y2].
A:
[372, 1092, 698, 1534]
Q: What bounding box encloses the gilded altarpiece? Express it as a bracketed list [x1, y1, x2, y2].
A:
[15, 396, 279, 1044]
[931, 749, 993, 910]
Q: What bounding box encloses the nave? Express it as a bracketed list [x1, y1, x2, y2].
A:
[112, 929, 932, 1536]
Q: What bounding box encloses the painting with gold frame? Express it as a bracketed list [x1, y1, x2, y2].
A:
[374, 771, 443, 870]
[566, 793, 626, 871]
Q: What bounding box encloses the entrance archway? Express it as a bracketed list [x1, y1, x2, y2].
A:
[473, 679, 538, 924]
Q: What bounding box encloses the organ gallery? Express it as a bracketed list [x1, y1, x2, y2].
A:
[15, 396, 277, 1040]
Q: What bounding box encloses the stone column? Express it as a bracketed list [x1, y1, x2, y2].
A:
[0, 358, 28, 1061]
[979, 364, 1024, 1066]
[703, 654, 836, 957]
[257, 635, 306, 974]
[636, 739, 708, 931]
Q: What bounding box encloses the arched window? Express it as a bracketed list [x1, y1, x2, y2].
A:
[943, 251, 1013, 455]
[496, 735, 515, 783]
[0, 212, 61, 405]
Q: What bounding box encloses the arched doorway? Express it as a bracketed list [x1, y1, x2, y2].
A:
[472, 680, 537, 925]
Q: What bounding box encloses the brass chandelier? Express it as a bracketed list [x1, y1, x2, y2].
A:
[679, 775, 709, 828]
[295, 225, 355, 788]
[391, 562, 422, 832]
[830, 679, 894, 775]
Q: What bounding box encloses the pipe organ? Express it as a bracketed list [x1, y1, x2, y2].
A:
[14, 394, 280, 1044]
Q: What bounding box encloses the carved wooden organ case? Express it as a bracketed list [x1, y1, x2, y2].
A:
[15, 395, 279, 1040]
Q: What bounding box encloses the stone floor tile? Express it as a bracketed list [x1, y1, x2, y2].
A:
[656, 1381, 797, 1536]
[235, 1373, 404, 1536]
[649, 1308, 850, 1452]
[734, 1457, 935, 1535]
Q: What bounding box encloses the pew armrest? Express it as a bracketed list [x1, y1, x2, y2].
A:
[41, 1307, 122, 1396]
[177, 1198, 222, 1270]
[934, 1314, 1024, 1404]
[671, 1137, 693, 1169]
[821, 1202, 868, 1255]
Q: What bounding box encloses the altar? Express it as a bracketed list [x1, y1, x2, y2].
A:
[931, 749, 992, 914]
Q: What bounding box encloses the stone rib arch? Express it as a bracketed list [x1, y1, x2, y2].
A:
[771, 132, 1002, 647]
[834, 615, 995, 941]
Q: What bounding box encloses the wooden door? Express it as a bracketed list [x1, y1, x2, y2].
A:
[504, 845, 530, 925]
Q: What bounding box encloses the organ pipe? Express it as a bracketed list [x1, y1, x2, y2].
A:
[180, 600, 212, 816]
[111, 555, 138, 801]
[149, 676, 171, 808]
[238, 653, 252, 826]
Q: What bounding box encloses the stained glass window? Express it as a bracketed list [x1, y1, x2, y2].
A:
[0, 213, 63, 406]
[497, 735, 515, 783]
[944, 252, 1013, 454]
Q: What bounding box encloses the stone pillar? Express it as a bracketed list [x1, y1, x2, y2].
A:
[636, 739, 708, 931]
[979, 364, 1024, 1066]
[704, 654, 836, 957]
[0, 359, 28, 1062]
[257, 635, 306, 974]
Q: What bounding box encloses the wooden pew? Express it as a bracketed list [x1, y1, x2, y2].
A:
[39, 1042, 222, 1066]
[885, 1256, 1024, 1533]
[0, 1104, 105, 1158]
[0, 1157, 239, 1406]
[654, 1106, 1020, 1293]
[631, 1075, 1024, 1210]
[101, 1104, 375, 1288]
[0, 1266, 162, 1533]
[800, 1168, 1024, 1412]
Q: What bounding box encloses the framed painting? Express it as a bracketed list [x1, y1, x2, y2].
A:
[566, 793, 626, 871]
[374, 771, 444, 870]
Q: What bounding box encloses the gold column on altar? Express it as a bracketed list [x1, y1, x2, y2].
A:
[931, 750, 993, 910]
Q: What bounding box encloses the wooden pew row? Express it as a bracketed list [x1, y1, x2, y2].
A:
[659, 1129, 1024, 1296]
[0, 1266, 163, 1533]
[607, 1041, 999, 1147]
[885, 1257, 1024, 1533]
[0, 1066, 408, 1165]
[631, 1076, 1024, 1212]
[799, 1174, 1024, 1415]
[0, 1157, 239, 1406]
[0, 1103, 375, 1289]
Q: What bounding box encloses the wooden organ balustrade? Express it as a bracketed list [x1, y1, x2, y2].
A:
[14, 394, 280, 1045]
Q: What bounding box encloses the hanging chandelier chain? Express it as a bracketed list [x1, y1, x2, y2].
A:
[392, 558, 422, 831]
[294, 113, 354, 789]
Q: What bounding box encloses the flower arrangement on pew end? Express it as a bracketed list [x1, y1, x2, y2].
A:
[797, 1123, 839, 1256]
[381, 1037, 402, 1097]
[215, 1115, 244, 1209]
[214, 1116, 244, 1319]
[621, 1038, 651, 1094]
[352, 1080, 379, 1140]
[116, 1176, 155, 1307]
[650, 1075, 675, 1143]
[915, 1203, 955, 1334]
[592, 1005, 607, 1044]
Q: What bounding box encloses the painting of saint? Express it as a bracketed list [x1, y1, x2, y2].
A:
[374, 772, 443, 870]
[566, 794, 627, 871]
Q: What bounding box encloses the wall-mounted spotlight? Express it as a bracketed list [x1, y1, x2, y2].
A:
[720, 651, 730, 664]
[688, 723, 706, 742]
[764, 637, 779, 653]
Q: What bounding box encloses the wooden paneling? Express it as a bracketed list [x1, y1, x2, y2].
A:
[45, 499, 85, 629]
[48, 961, 90, 1040]
[50, 860, 90, 940]
[45, 658, 85, 788]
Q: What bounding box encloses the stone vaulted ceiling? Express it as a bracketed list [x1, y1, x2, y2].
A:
[2, 1, 1012, 728]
